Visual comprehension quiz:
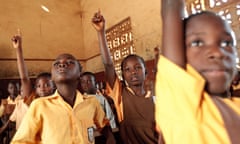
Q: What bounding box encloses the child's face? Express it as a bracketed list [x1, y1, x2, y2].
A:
[51, 54, 81, 84]
[80, 75, 96, 94]
[122, 57, 146, 87]
[185, 13, 237, 95]
[8, 83, 17, 96]
[35, 77, 54, 97]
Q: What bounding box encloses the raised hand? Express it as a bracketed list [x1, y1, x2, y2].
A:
[92, 10, 105, 32]
[11, 29, 22, 49]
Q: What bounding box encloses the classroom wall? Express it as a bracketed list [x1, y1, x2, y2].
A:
[0, 0, 162, 80]
[81, 0, 162, 73]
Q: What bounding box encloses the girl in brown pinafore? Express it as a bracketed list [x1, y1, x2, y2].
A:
[92, 11, 159, 144]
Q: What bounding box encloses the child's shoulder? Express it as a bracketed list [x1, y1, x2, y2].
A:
[83, 95, 98, 102]
[30, 95, 55, 106]
[83, 95, 103, 107]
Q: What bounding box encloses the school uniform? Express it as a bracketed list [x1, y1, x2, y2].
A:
[11, 90, 108, 144]
[86, 93, 117, 129]
[9, 99, 28, 129]
[155, 56, 240, 144]
[108, 78, 158, 144]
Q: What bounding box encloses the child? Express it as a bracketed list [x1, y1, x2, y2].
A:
[80, 71, 117, 129]
[1, 81, 20, 115]
[11, 53, 116, 144]
[0, 81, 20, 143]
[11, 30, 55, 102]
[92, 11, 158, 144]
[155, 0, 240, 143]
[5, 81, 20, 104]
[98, 81, 119, 126]
[34, 72, 55, 97]
[7, 31, 55, 131]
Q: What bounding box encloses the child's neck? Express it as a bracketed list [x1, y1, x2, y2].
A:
[211, 91, 231, 99]
[56, 84, 77, 107]
[127, 85, 145, 97]
[9, 95, 16, 100]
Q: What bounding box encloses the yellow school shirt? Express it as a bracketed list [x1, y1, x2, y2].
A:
[233, 97, 240, 108]
[9, 99, 29, 129]
[155, 56, 240, 144]
[11, 90, 108, 144]
[106, 79, 124, 122]
[7, 95, 22, 104]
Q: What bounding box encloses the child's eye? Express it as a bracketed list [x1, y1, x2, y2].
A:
[53, 61, 60, 67]
[135, 66, 142, 71]
[190, 40, 204, 47]
[44, 83, 51, 88]
[66, 60, 75, 65]
[220, 40, 233, 48]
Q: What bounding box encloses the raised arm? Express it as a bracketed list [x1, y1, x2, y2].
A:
[92, 11, 116, 88]
[11, 30, 32, 98]
[161, 0, 186, 68]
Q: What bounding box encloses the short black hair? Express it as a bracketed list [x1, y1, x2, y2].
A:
[36, 72, 51, 80]
[35, 72, 55, 89]
[8, 80, 17, 86]
[184, 11, 220, 31]
[80, 71, 96, 81]
[120, 54, 147, 79]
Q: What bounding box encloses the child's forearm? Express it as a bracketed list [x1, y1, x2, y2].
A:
[93, 12, 117, 87]
[161, 0, 184, 19]
[97, 30, 113, 66]
[16, 46, 29, 80]
[16, 43, 32, 98]
[97, 30, 116, 87]
[161, 0, 186, 68]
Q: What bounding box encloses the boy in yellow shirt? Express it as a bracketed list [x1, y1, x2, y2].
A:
[155, 0, 240, 144]
[11, 53, 115, 144]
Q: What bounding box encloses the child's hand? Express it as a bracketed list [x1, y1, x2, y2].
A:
[11, 29, 22, 49]
[92, 10, 105, 32]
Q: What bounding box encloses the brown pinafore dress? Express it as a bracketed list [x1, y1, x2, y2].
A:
[119, 87, 158, 144]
